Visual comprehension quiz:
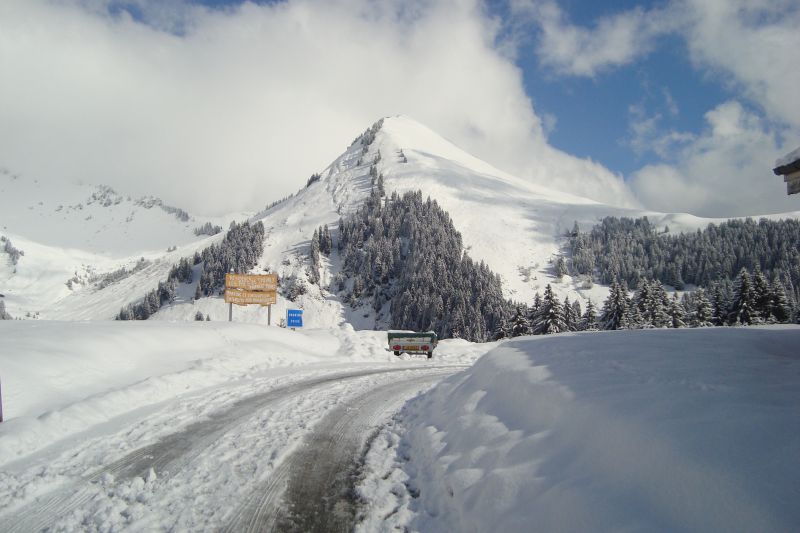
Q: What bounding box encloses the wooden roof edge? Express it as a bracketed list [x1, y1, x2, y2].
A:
[773, 159, 800, 176]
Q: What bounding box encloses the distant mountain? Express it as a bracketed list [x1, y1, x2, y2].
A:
[0, 167, 243, 319]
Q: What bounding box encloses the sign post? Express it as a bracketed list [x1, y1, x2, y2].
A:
[287, 309, 304, 330]
[224, 273, 279, 325]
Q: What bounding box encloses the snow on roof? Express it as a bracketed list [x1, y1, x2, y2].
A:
[774, 146, 800, 171]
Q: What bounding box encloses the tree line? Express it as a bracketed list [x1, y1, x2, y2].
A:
[116, 220, 264, 320]
[496, 265, 797, 340]
[569, 216, 800, 316]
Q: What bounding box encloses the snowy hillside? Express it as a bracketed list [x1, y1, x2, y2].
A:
[370, 117, 800, 304]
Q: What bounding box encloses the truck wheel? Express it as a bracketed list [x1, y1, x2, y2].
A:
[394, 350, 401, 356]
[427, 351, 433, 359]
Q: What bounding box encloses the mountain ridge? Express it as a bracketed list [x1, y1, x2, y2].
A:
[3, 115, 800, 325]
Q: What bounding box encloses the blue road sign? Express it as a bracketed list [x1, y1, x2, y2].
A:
[287, 309, 304, 328]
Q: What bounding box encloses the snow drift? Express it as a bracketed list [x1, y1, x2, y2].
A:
[359, 326, 800, 532]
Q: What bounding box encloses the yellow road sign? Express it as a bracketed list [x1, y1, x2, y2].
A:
[225, 273, 278, 292]
[224, 289, 277, 306]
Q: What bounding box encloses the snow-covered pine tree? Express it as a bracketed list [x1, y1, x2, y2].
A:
[0, 300, 12, 320]
[492, 316, 512, 340]
[581, 298, 598, 331]
[194, 310, 204, 321]
[528, 292, 542, 326]
[600, 279, 628, 330]
[562, 296, 577, 332]
[533, 284, 567, 335]
[309, 228, 321, 284]
[710, 282, 728, 326]
[571, 300, 582, 327]
[650, 281, 672, 328]
[693, 288, 713, 327]
[624, 300, 644, 330]
[769, 275, 792, 323]
[729, 268, 757, 325]
[752, 269, 771, 322]
[376, 174, 385, 196]
[510, 306, 530, 337]
[554, 256, 567, 279]
[669, 293, 686, 328]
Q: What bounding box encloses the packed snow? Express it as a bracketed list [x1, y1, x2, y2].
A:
[357, 326, 800, 532]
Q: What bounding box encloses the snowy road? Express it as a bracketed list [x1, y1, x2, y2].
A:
[0, 364, 464, 532]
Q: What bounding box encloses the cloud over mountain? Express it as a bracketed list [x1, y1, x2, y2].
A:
[0, 0, 635, 215]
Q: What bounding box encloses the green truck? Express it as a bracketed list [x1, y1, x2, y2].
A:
[388, 330, 438, 358]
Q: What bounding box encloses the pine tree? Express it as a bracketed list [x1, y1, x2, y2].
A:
[693, 288, 713, 327]
[562, 296, 577, 331]
[600, 280, 628, 330]
[650, 281, 671, 328]
[669, 293, 686, 328]
[510, 306, 531, 337]
[750, 269, 771, 322]
[492, 317, 511, 340]
[194, 283, 202, 301]
[529, 292, 542, 326]
[769, 277, 792, 323]
[710, 283, 727, 326]
[533, 285, 567, 334]
[554, 256, 568, 279]
[729, 268, 756, 325]
[195, 310, 204, 321]
[309, 228, 321, 284]
[581, 298, 598, 331]
[0, 300, 11, 320]
[624, 301, 644, 329]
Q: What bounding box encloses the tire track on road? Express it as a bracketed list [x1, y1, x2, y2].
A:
[223, 368, 455, 533]
[0, 365, 461, 533]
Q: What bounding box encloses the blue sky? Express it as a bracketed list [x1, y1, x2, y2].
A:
[2, 0, 798, 216]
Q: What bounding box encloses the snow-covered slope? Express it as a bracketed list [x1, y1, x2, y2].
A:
[366, 116, 800, 304]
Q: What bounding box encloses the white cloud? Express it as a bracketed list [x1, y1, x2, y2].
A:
[678, 0, 800, 128]
[630, 101, 799, 217]
[0, 0, 635, 216]
[627, 103, 695, 159]
[515, 0, 800, 216]
[510, 0, 673, 77]
[627, 0, 800, 216]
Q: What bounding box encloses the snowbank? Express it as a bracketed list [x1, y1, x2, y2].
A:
[0, 321, 485, 467]
[359, 326, 800, 532]
[0, 321, 327, 464]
